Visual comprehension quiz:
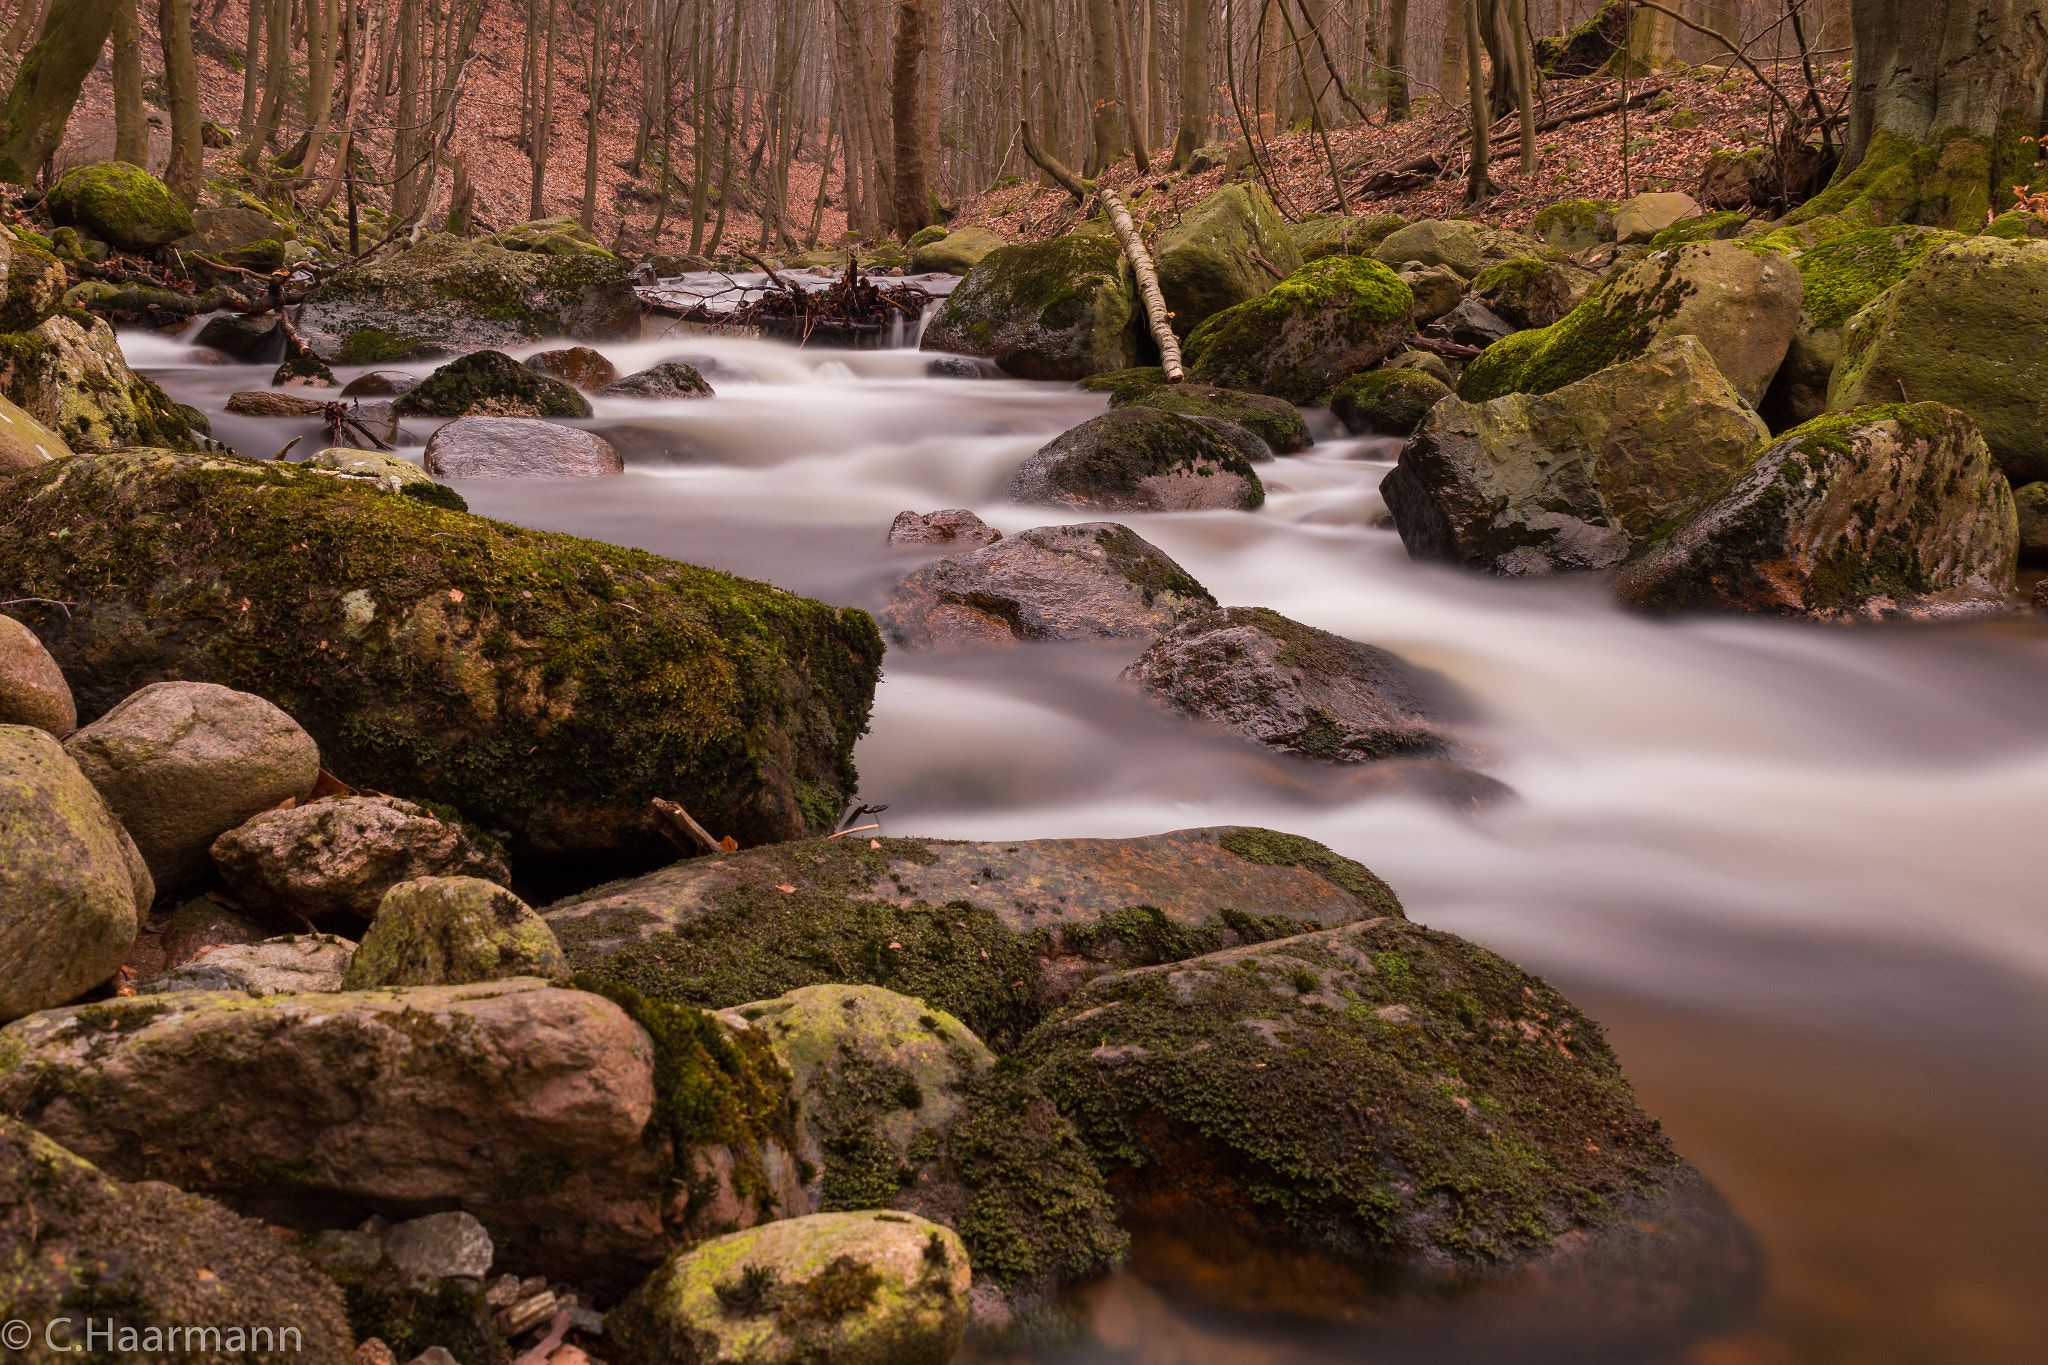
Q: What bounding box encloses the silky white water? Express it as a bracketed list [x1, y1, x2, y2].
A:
[131, 323, 2048, 1365]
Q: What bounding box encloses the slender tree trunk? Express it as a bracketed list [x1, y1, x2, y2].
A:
[391, 0, 422, 212]
[1464, 0, 1497, 200]
[581, 0, 608, 230]
[0, 0, 120, 183]
[1385, 0, 1409, 120]
[1084, 0, 1122, 172]
[891, 0, 931, 235]
[920, 0, 943, 201]
[241, 0, 289, 166]
[530, 0, 558, 217]
[1174, 0, 1208, 164]
[159, 0, 203, 202]
[1, 0, 48, 55]
[1254, 0, 1281, 145]
[1115, 0, 1150, 170]
[1509, 0, 1535, 171]
[112, 0, 147, 165]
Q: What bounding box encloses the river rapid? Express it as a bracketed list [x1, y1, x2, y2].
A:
[129, 321, 2048, 1365]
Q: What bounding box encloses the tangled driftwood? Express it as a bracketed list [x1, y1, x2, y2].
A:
[643, 254, 939, 346]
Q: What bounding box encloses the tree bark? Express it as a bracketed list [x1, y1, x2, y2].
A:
[1615, 0, 1677, 74]
[1172, 0, 1209, 164]
[1464, 0, 1497, 201]
[242, 0, 289, 167]
[0, 0, 120, 183]
[1385, 0, 1409, 120]
[529, 0, 558, 218]
[1508, 0, 1535, 173]
[1114, 0, 1150, 171]
[111, 0, 146, 165]
[1084, 0, 1123, 173]
[580, 0, 608, 231]
[891, 0, 931, 235]
[159, 0, 203, 203]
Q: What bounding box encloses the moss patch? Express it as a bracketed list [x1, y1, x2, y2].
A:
[394, 350, 593, 418]
[1106, 381, 1311, 453]
[1183, 255, 1414, 403]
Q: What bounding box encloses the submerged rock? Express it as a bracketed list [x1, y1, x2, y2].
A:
[1151, 183, 1301, 336]
[138, 933, 356, 996]
[879, 521, 1215, 650]
[1384, 337, 1768, 575]
[395, 350, 593, 419]
[0, 449, 882, 858]
[1106, 380, 1312, 453]
[600, 361, 716, 400]
[211, 796, 512, 920]
[1327, 368, 1452, 436]
[607, 1211, 971, 1365]
[422, 415, 623, 478]
[920, 235, 1139, 380]
[65, 680, 320, 890]
[0, 1118, 354, 1365]
[226, 390, 327, 416]
[0, 727, 150, 1021]
[1008, 407, 1264, 511]
[0, 614, 75, 735]
[1615, 403, 2018, 618]
[1121, 607, 1463, 763]
[1184, 256, 1414, 403]
[546, 826, 1402, 1049]
[343, 875, 567, 988]
[339, 368, 422, 398]
[886, 508, 1002, 548]
[526, 345, 621, 391]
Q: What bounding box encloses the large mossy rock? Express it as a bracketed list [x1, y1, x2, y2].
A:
[1827, 234, 2048, 485]
[2018, 480, 2048, 565]
[1328, 367, 1452, 436]
[1615, 403, 2018, 618]
[296, 231, 640, 361]
[488, 214, 616, 257]
[1470, 255, 1576, 329]
[45, 162, 195, 252]
[1014, 919, 1760, 1330]
[1531, 199, 1619, 251]
[1757, 225, 1963, 430]
[394, 349, 593, 418]
[1105, 379, 1311, 453]
[0, 978, 803, 1292]
[0, 313, 204, 451]
[0, 1118, 354, 1365]
[1183, 256, 1414, 403]
[1292, 213, 1408, 262]
[1459, 240, 1803, 407]
[0, 726, 149, 1021]
[1384, 337, 1769, 575]
[0, 225, 67, 332]
[545, 827, 1403, 1052]
[1008, 406, 1264, 511]
[910, 225, 1006, 275]
[1151, 183, 1301, 336]
[1371, 219, 1541, 279]
[919, 236, 1138, 380]
[0, 450, 882, 859]
[607, 1211, 971, 1365]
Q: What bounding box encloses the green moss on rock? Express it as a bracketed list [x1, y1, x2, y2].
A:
[920, 235, 1138, 380]
[46, 162, 195, 252]
[1105, 381, 1311, 453]
[1183, 256, 1413, 403]
[394, 349, 593, 418]
[1327, 368, 1452, 436]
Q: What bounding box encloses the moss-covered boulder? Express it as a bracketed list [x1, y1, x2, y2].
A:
[1371, 219, 1539, 278]
[911, 225, 1006, 275]
[0, 313, 205, 451]
[545, 827, 1402, 1051]
[919, 235, 1139, 379]
[1458, 240, 1803, 407]
[1616, 403, 2018, 618]
[489, 215, 616, 258]
[1014, 919, 1760, 1328]
[1470, 255, 1575, 329]
[394, 349, 593, 418]
[297, 231, 640, 358]
[1756, 226, 1963, 430]
[0, 727, 149, 1021]
[1648, 209, 1751, 248]
[0, 978, 802, 1293]
[0, 450, 882, 859]
[1535, 0, 1627, 76]
[1612, 191, 1701, 244]
[1151, 183, 1301, 336]
[0, 225, 66, 332]
[1531, 199, 1618, 251]
[1008, 406, 1265, 510]
[1105, 380, 1310, 453]
[607, 1211, 971, 1365]
[1386, 337, 1769, 575]
[0, 1117, 354, 1365]
[1328, 368, 1452, 436]
[343, 875, 566, 987]
[1183, 256, 1414, 403]
[1827, 235, 2048, 485]
[1292, 213, 1408, 262]
[2016, 480, 2048, 565]
[45, 161, 195, 252]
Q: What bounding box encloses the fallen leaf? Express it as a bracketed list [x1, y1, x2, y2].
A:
[869, 838, 881, 849]
[775, 884, 796, 894]
[719, 835, 738, 851]
[887, 942, 902, 950]
[449, 588, 465, 602]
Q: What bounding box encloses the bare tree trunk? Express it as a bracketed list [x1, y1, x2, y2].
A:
[278, 0, 342, 170]
[158, 0, 203, 201]
[1172, 0, 1207, 164]
[1508, 0, 1535, 172]
[1386, 0, 1409, 120]
[1, 0, 49, 54]
[530, 0, 558, 217]
[390, 0, 422, 213]
[580, 0, 609, 230]
[1083, 0, 1122, 173]
[891, 0, 931, 235]
[0, 0, 120, 182]
[1464, 0, 1497, 200]
[1254, 0, 1281, 146]
[112, 0, 147, 165]
[242, 0, 290, 167]
[231, 0, 257, 142]
[920, 0, 943, 201]
[1114, 0, 1149, 170]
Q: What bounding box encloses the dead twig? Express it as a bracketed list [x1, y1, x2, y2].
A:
[651, 798, 724, 855]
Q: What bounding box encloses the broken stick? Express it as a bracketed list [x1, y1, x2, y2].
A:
[650, 798, 723, 855]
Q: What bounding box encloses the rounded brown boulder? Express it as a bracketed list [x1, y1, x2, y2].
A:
[424, 415, 624, 478]
[211, 795, 512, 920]
[0, 614, 75, 735]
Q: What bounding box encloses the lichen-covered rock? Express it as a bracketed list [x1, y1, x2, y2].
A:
[1615, 403, 2018, 618]
[911, 225, 1006, 275]
[64, 680, 320, 889]
[1120, 607, 1462, 762]
[1757, 226, 1962, 430]
[395, 350, 593, 419]
[1827, 234, 2048, 485]
[1531, 198, 1618, 251]
[0, 450, 882, 858]
[1388, 337, 1768, 575]
[0, 225, 66, 332]
[1105, 379, 1311, 453]
[0, 614, 74, 735]
[175, 204, 282, 256]
[1648, 209, 1751, 248]
[1184, 256, 1414, 403]
[422, 415, 623, 478]
[139, 933, 356, 996]
[1328, 368, 1452, 436]
[299, 232, 638, 360]
[1371, 220, 1494, 277]
[1151, 183, 1301, 336]
[305, 446, 468, 512]
[0, 313, 204, 451]
[1396, 262, 1467, 323]
[1015, 919, 1759, 1321]
[1459, 240, 1803, 407]
[0, 1118, 354, 1365]
[225, 389, 326, 416]
[344, 875, 567, 987]
[2016, 481, 2048, 565]
[1470, 255, 1576, 329]
[919, 235, 1138, 380]
[600, 361, 716, 400]
[339, 368, 421, 397]
[1292, 213, 1408, 262]
[1612, 191, 1701, 244]
[0, 727, 149, 1021]
[212, 796, 511, 919]
[546, 826, 1402, 1050]
[0, 978, 800, 1291]
[45, 162, 195, 252]
[886, 508, 1001, 548]
[1007, 406, 1265, 511]
[879, 521, 1215, 650]
[0, 391, 72, 472]
[607, 1211, 970, 1365]
[527, 345, 621, 390]
[489, 215, 616, 257]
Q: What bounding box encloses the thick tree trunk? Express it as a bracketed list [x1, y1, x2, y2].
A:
[1084, 0, 1123, 173]
[1172, 0, 1208, 164]
[111, 0, 146, 165]
[159, 0, 203, 203]
[1386, 0, 1409, 120]
[1614, 0, 1677, 74]
[891, 0, 931, 236]
[1509, 0, 1535, 173]
[1464, 0, 1497, 200]
[0, 0, 120, 183]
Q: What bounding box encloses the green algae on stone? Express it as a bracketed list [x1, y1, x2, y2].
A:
[920, 235, 1139, 379]
[0, 450, 882, 857]
[344, 875, 568, 988]
[394, 349, 593, 418]
[1327, 368, 1452, 436]
[1183, 255, 1413, 403]
[1009, 406, 1265, 511]
[45, 162, 195, 252]
[1106, 381, 1311, 453]
[1150, 183, 1301, 335]
[1648, 210, 1750, 249]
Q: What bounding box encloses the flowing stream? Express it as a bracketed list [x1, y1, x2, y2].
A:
[129, 320, 2048, 1365]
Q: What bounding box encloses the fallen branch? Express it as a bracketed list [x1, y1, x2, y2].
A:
[650, 798, 723, 855]
[1402, 334, 1484, 360]
[0, 597, 74, 617]
[509, 1310, 572, 1365]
